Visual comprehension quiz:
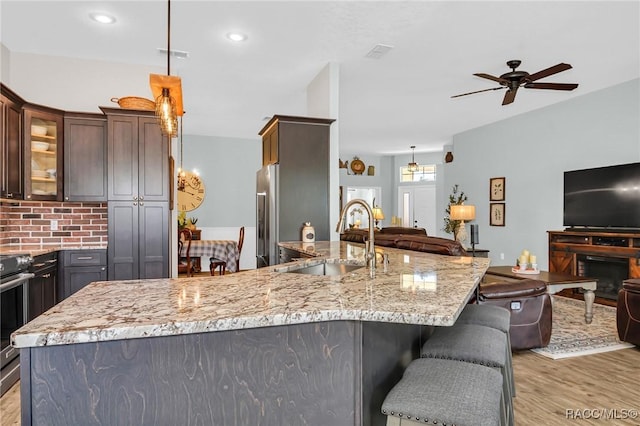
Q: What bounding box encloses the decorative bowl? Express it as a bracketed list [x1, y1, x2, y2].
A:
[31, 141, 50, 151]
[31, 125, 48, 136]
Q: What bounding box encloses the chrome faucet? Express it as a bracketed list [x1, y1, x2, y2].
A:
[336, 199, 376, 277]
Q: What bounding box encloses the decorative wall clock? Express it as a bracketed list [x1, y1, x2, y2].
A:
[177, 170, 206, 211]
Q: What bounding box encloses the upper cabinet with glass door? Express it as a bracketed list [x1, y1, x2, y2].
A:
[23, 105, 63, 201]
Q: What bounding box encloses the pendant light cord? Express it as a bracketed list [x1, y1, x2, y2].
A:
[167, 0, 171, 76]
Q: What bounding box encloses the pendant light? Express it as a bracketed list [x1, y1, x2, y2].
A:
[150, 0, 184, 137]
[408, 145, 419, 172]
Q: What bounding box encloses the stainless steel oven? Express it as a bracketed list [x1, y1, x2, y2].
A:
[0, 253, 33, 396]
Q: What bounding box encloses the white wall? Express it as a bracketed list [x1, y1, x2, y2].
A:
[7, 51, 164, 113]
[307, 62, 341, 240]
[1, 44, 11, 83]
[444, 78, 640, 269]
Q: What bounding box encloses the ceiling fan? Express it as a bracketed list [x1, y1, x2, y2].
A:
[451, 60, 579, 105]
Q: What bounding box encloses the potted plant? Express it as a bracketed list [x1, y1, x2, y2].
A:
[443, 184, 468, 239]
[178, 211, 188, 229]
[188, 217, 198, 230]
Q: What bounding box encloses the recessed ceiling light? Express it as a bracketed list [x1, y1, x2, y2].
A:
[226, 32, 248, 42]
[89, 13, 116, 24]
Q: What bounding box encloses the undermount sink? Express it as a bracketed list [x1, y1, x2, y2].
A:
[280, 260, 364, 276]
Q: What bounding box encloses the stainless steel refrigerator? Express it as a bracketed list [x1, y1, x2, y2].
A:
[255, 115, 334, 268]
[256, 164, 330, 267]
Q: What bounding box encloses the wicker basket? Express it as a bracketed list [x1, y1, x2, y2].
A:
[111, 96, 156, 111]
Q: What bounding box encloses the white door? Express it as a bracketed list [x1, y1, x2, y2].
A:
[397, 185, 436, 234]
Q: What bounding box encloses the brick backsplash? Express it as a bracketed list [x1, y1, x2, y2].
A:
[0, 200, 108, 248]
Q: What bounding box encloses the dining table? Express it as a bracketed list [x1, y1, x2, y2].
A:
[182, 239, 239, 273]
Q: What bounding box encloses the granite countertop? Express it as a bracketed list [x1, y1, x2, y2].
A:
[12, 241, 490, 349]
[0, 245, 107, 257]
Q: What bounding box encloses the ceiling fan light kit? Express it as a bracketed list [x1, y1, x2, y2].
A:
[452, 60, 579, 105]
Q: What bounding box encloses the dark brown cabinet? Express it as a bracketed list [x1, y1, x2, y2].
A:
[104, 108, 170, 280]
[23, 104, 64, 201]
[1, 84, 24, 199]
[28, 252, 58, 321]
[104, 108, 170, 202]
[108, 201, 169, 280]
[64, 113, 107, 201]
[60, 249, 107, 300]
[261, 123, 279, 166]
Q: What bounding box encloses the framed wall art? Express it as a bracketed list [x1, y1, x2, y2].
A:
[490, 203, 505, 226]
[490, 177, 505, 201]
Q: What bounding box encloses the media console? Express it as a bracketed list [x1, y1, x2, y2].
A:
[548, 230, 640, 303]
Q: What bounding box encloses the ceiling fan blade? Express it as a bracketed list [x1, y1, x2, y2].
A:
[451, 86, 506, 98]
[524, 82, 579, 91]
[502, 88, 517, 105]
[527, 63, 572, 82]
[473, 73, 508, 84]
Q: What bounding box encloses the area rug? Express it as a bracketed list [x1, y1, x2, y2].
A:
[530, 296, 635, 359]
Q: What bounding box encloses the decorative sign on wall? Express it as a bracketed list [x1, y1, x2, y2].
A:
[490, 177, 505, 201]
[489, 177, 505, 226]
[490, 203, 505, 226]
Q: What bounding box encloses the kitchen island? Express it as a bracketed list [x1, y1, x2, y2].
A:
[13, 241, 489, 426]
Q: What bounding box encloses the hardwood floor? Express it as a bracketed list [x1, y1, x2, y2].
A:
[0, 379, 20, 426]
[512, 348, 640, 425]
[2, 347, 638, 425]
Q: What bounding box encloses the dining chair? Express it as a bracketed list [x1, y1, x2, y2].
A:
[210, 226, 245, 276]
[178, 228, 193, 277]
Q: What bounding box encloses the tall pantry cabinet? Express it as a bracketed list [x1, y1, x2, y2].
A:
[102, 107, 170, 280]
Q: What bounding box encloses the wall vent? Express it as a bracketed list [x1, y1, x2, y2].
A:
[157, 48, 190, 59]
[365, 44, 394, 59]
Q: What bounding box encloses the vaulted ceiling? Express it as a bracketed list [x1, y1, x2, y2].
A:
[2, 1, 638, 156]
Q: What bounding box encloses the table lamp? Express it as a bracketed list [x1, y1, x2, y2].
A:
[372, 206, 385, 229]
[450, 204, 477, 255]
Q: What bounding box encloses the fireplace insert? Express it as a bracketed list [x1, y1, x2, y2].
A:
[577, 255, 628, 300]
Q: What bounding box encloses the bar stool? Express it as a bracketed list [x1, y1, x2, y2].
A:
[420, 324, 514, 426]
[381, 357, 504, 426]
[455, 303, 515, 397]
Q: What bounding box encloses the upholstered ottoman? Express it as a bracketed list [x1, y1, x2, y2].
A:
[477, 279, 552, 351]
[617, 279, 640, 346]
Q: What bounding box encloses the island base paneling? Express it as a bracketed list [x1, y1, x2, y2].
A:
[21, 321, 429, 426]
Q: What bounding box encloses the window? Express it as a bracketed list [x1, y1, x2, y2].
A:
[400, 164, 436, 182]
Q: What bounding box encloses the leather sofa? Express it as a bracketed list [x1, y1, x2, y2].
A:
[340, 227, 468, 256]
[477, 279, 552, 350]
[617, 279, 640, 346]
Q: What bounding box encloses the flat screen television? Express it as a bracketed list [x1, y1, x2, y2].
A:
[564, 162, 640, 229]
